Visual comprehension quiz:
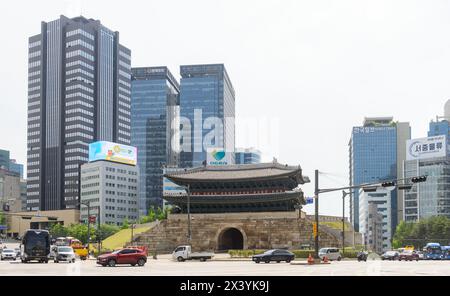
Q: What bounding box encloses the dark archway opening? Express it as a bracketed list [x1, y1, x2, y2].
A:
[218, 228, 244, 251]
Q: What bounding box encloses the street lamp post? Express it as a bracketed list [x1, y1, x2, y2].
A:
[131, 223, 134, 245]
[342, 191, 350, 258]
[80, 201, 91, 251]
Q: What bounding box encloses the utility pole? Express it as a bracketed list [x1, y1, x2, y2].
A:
[314, 169, 319, 259]
[187, 184, 191, 244]
[311, 173, 427, 260]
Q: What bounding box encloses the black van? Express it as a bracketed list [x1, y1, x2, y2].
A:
[21, 229, 51, 263]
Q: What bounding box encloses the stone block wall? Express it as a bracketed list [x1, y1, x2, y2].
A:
[134, 212, 341, 253]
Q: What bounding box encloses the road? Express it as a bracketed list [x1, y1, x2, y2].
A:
[2, 242, 449, 276]
[1, 256, 449, 276]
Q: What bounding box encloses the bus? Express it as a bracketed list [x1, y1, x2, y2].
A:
[20, 229, 51, 263]
[442, 246, 450, 260]
[424, 243, 442, 260]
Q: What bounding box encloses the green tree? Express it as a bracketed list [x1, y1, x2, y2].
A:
[49, 223, 68, 238]
[65, 223, 95, 244]
[121, 219, 130, 230]
[95, 224, 120, 242]
[0, 212, 5, 225]
[393, 216, 450, 248]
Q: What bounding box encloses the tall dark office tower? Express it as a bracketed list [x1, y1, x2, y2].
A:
[131, 67, 180, 213]
[27, 15, 131, 211]
[179, 64, 235, 168]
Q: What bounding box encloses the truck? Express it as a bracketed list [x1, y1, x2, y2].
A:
[172, 245, 214, 262]
[55, 236, 88, 260]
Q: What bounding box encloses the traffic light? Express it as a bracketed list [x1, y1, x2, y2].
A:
[398, 184, 413, 191]
[411, 176, 427, 183]
[362, 186, 378, 192]
[381, 181, 396, 187]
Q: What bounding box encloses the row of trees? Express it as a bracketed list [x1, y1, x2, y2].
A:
[49, 223, 120, 244]
[138, 206, 170, 224]
[48, 206, 171, 243]
[393, 216, 450, 249]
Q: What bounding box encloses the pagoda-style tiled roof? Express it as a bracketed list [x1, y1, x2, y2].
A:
[164, 162, 310, 184]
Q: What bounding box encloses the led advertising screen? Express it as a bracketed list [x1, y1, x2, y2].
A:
[89, 141, 137, 165]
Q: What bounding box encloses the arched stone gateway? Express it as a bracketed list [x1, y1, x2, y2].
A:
[217, 227, 244, 251]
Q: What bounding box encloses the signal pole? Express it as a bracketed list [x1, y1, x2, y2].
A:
[314, 170, 319, 259]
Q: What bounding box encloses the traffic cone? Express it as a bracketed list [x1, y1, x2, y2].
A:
[307, 254, 314, 265]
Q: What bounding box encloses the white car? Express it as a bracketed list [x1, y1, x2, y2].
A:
[54, 246, 76, 263]
[319, 248, 342, 261]
[1, 249, 17, 261]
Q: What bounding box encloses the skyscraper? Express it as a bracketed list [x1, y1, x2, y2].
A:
[0, 149, 10, 170]
[235, 148, 261, 165]
[27, 15, 131, 211]
[403, 135, 450, 221]
[9, 160, 24, 179]
[131, 67, 180, 213]
[403, 101, 450, 222]
[179, 64, 235, 168]
[349, 117, 410, 234]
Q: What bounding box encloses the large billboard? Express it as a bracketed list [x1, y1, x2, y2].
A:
[206, 148, 234, 166]
[406, 135, 447, 161]
[163, 167, 186, 196]
[89, 141, 137, 165]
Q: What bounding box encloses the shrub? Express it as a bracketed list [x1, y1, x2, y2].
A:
[228, 250, 264, 258]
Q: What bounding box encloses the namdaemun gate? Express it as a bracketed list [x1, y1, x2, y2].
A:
[135, 162, 342, 252]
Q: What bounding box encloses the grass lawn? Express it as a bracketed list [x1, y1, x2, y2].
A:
[102, 225, 153, 250]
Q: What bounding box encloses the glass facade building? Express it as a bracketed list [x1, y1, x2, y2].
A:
[404, 157, 450, 221]
[9, 160, 24, 179]
[0, 150, 10, 169]
[131, 67, 180, 213]
[26, 16, 131, 211]
[179, 64, 235, 168]
[349, 117, 410, 234]
[403, 119, 450, 221]
[235, 148, 261, 165]
[428, 120, 450, 143]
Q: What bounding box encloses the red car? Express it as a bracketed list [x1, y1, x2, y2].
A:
[398, 250, 419, 261]
[97, 247, 147, 267]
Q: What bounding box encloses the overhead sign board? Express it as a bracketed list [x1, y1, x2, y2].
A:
[89, 141, 137, 166]
[406, 135, 447, 161]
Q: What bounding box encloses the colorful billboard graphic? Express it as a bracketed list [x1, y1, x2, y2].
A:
[89, 141, 137, 165]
